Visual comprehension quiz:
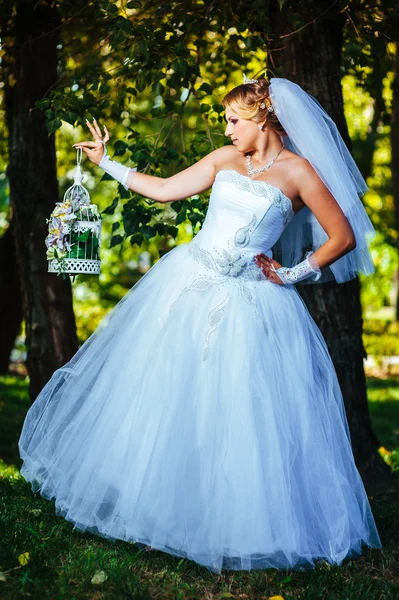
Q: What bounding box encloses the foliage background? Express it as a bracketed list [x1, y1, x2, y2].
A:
[1, 2, 397, 355]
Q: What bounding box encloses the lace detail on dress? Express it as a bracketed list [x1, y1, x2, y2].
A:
[188, 212, 264, 283]
[202, 293, 230, 361]
[188, 243, 263, 282]
[235, 213, 257, 246]
[169, 213, 269, 360]
[215, 170, 295, 225]
[168, 276, 217, 314]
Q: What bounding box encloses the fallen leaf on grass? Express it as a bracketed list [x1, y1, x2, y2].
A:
[91, 570, 108, 585]
[269, 596, 285, 600]
[17, 553, 30, 566]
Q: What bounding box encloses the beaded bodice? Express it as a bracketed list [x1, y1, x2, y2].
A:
[170, 170, 296, 359]
[189, 169, 295, 275]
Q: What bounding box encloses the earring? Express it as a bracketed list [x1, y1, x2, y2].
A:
[258, 124, 263, 131]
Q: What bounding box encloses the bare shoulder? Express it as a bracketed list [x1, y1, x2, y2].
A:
[286, 152, 317, 180]
[208, 145, 240, 171]
[281, 151, 320, 192]
[281, 150, 310, 174]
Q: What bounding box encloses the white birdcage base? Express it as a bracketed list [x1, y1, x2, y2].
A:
[48, 258, 101, 274]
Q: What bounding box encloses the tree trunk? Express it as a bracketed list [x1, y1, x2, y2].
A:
[3, 0, 78, 400]
[0, 221, 23, 373]
[269, 6, 391, 487]
[391, 43, 399, 321]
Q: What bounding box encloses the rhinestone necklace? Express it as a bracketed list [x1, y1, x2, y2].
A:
[245, 144, 285, 176]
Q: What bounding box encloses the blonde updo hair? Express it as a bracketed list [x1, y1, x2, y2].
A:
[221, 77, 286, 136]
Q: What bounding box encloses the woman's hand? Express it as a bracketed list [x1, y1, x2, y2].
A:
[254, 253, 285, 285]
[73, 119, 110, 166]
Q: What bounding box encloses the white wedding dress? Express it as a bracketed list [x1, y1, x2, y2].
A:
[19, 169, 382, 574]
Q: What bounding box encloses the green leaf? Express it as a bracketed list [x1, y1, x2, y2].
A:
[69, 244, 91, 259]
[130, 233, 144, 245]
[63, 111, 78, 125]
[244, 36, 253, 49]
[18, 552, 30, 566]
[176, 211, 187, 225]
[166, 225, 178, 237]
[153, 223, 166, 235]
[188, 213, 202, 226]
[113, 140, 128, 156]
[112, 221, 120, 232]
[200, 103, 211, 113]
[118, 16, 134, 33]
[190, 197, 204, 209]
[100, 172, 114, 181]
[141, 225, 155, 240]
[46, 118, 62, 135]
[110, 234, 124, 248]
[107, 2, 118, 15]
[35, 98, 50, 109]
[102, 197, 119, 215]
[212, 104, 224, 114]
[118, 183, 131, 199]
[122, 212, 138, 237]
[100, 83, 111, 94]
[165, 148, 179, 160]
[197, 82, 213, 95]
[171, 201, 182, 213]
[76, 230, 90, 242]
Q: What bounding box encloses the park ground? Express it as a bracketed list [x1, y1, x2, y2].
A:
[0, 372, 398, 600]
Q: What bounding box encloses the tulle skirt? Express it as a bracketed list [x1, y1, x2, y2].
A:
[19, 242, 382, 574]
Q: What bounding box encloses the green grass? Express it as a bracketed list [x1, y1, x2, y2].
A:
[0, 374, 398, 600]
[367, 377, 399, 448]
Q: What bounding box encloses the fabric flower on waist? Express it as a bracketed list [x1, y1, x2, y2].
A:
[215, 249, 249, 277]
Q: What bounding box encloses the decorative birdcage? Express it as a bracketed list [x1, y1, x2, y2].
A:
[46, 148, 101, 278]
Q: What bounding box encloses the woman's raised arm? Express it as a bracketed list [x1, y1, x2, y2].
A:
[74, 119, 230, 203]
[124, 151, 218, 203]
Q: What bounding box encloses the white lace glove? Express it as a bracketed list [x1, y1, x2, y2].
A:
[98, 143, 137, 190]
[270, 251, 322, 284]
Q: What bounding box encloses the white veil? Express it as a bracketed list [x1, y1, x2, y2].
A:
[268, 77, 376, 284]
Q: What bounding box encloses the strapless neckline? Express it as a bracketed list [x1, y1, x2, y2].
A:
[215, 169, 296, 215]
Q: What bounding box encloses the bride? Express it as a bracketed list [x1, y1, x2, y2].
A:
[19, 75, 382, 574]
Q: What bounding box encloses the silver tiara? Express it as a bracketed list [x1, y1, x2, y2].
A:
[243, 73, 258, 84]
[243, 74, 275, 113]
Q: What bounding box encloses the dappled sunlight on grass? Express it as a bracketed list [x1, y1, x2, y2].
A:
[0, 374, 30, 467]
[0, 458, 22, 480]
[367, 377, 399, 463]
[0, 374, 398, 598]
[366, 377, 399, 472]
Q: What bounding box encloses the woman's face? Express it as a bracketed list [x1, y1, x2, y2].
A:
[224, 106, 261, 153]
